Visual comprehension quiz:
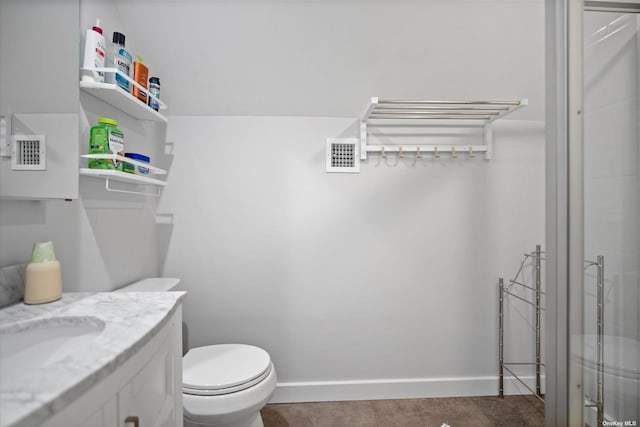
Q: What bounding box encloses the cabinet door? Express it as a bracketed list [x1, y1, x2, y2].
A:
[118, 334, 176, 427]
[39, 307, 182, 427]
[78, 395, 118, 427]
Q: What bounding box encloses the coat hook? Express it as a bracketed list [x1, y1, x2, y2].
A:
[469, 146, 476, 158]
[416, 146, 422, 159]
[434, 146, 440, 159]
[452, 146, 457, 158]
[399, 146, 404, 158]
[381, 146, 386, 158]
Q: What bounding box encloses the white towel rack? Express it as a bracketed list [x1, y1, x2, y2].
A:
[360, 97, 528, 160]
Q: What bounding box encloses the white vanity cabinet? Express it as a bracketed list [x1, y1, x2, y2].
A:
[42, 306, 183, 427]
[117, 336, 179, 427]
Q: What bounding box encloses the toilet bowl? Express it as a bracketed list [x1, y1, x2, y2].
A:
[116, 278, 277, 427]
[183, 344, 277, 427]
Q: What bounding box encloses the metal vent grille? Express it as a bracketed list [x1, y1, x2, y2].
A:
[326, 138, 360, 173]
[12, 135, 46, 170]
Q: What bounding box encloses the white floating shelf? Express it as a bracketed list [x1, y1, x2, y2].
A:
[80, 81, 167, 122]
[81, 154, 166, 175]
[360, 97, 528, 160]
[80, 168, 167, 186]
[80, 68, 167, 122]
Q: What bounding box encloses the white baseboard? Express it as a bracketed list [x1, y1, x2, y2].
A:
[270, 375, 546, 404]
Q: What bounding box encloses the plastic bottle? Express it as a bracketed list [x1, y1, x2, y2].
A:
[24, 242, 62, 305]
[123, 152, 150, 175]
[132, 56, 149, 103]
[81, 19, 106, 83]
[106, 32, 132, 92]
[89, 117, 125, 170]
[148, 77, 160, 111]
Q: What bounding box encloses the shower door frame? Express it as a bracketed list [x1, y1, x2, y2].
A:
[545, 0, 584, 424]
[545, 1, 640, 425]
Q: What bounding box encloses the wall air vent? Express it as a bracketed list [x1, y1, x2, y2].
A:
[12, 134, 46, 170]
[326, 138, 360, 173]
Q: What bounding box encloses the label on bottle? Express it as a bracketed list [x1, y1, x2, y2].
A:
[108, 130, 124, 168]
[132, 62, 149, 102]
[115, 49, 131, 92]
[94, 42, 105, 82]
[149, 86, 160, 110]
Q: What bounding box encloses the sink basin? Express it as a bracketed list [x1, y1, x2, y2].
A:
[0, 316, 105, 385]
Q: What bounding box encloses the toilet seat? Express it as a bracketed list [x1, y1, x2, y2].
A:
[183, 344, 272, 396]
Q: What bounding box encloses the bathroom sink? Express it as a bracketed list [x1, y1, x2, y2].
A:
[0, 316, 105, 385]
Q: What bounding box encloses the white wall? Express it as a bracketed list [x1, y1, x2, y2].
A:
[113, 0, 544, 121]
[147, 0, 545, 401]
[583, 11, 639, 421]
[0, 0, 546, 401]
[159, 115, 545, 400]
[0, 0, 162, 291]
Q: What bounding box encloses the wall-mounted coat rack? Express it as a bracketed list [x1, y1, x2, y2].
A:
[360, 97, 528, 160]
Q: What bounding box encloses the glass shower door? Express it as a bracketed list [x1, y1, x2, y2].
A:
[582, 9, 639, 426]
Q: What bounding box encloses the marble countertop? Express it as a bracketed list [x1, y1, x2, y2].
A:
[0, 291, 185, 427]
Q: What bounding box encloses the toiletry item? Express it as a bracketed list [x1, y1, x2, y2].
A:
[132, 56, 149, 103]
[24, 241, 62, 305]
[106, 32, 132, 92]
[123, 152, 150, 175]
[148, 77, 161, 111]
[89, 117, 124, 170]
[81, 19, 106, 83]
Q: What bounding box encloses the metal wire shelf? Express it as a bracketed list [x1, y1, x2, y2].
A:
[498, 246, 606, 426]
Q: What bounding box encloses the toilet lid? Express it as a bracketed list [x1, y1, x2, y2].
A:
[183, 344, 272, 395]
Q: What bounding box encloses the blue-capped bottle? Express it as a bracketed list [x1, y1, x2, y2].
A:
[148, 77, 161, 111]
[106, 32, 132, 92]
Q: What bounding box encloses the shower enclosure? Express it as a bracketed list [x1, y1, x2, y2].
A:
[546, 1, 639, 425]
[583, 6, 639, 425]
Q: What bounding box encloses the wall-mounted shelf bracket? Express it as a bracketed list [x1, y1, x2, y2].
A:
[484, 122, 493, 160]
[360, 97, 527, 160]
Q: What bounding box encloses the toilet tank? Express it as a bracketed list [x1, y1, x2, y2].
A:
[115, 278, 181, 292]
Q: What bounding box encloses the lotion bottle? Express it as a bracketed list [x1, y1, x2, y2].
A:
[24, 241, 62, 305]
[81, 19, 106, 83]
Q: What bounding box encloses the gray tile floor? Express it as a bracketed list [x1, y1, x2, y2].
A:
[262, 395, 544, 427]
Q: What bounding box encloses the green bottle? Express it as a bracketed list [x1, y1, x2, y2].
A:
[89, 117, 124, 170]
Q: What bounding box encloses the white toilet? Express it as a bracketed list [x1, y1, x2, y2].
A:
[116, 278, 277, 427]
[182, 344, 277, 427]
